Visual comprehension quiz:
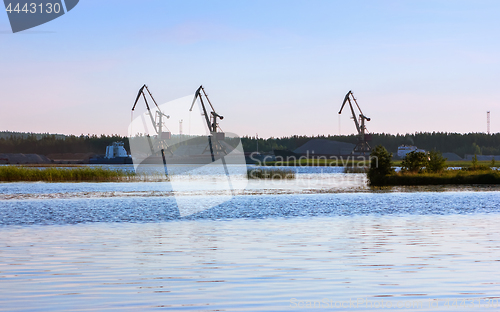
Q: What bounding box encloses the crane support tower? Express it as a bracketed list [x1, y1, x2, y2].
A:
[338, 90, 372, 154]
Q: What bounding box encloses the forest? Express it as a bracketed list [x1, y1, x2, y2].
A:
[1, 131, 499, 158]
[0, 132, 129, 155]
[241, 132, 500, 157]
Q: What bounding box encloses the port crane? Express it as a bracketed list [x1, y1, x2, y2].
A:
[190, 85, 227, 160]
[131, 84, 173, 163]
[338, 90, 371, 154]
[190, 85, 234, 195]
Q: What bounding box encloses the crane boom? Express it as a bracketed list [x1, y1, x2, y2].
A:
[339, 91, 361, 134]
[132, 84, 170, 135]
[190, 86, 212, 132]
[190, 85, 227, 159]
[131, 84, 172, 159]
[190, 85, 224, 133]
[338, 90, 371, 154]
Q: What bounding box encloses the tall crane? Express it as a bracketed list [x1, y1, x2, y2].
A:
[131, 84, 172, 173]
[190, 85, 234, 195]
[190, 85, 227, 160]
[132, 85, 170, 139]
[338, 90, 371, 154]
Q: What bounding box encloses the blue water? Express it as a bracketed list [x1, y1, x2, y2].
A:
[1, 192, 499, 225]
[1, 173, 500, 311]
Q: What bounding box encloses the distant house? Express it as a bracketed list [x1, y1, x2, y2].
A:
[397, 145, 426, 158]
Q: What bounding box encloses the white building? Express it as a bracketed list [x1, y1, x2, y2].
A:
[397, 145, 426, 158]
[105, 142, 129, 159]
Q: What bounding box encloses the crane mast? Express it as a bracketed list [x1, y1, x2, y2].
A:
[338, 90, 371, 154]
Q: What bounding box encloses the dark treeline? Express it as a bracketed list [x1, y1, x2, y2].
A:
[241, 132, 500, 157]
[1, 132, 499, 157]
[0, 133, 129, 155]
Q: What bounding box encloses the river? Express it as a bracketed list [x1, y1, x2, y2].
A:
[0, 167, 499, 311]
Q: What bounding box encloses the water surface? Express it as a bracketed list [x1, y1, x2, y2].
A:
[1, 170, 499, 311]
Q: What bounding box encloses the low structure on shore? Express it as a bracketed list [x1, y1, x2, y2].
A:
[293, 139, 355, 157]
[47, 153, 95, 164]
[0, 153, 51, 164]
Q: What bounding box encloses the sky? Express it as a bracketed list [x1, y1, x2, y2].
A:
[1, 0, 499, 138]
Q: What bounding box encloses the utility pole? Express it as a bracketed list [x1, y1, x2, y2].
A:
[487, 111, 490, 135]
[179, 119, 183, 143]
[256, 133, 259, 154]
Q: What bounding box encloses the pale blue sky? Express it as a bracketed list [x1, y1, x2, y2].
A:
[1, 0, 499, 137]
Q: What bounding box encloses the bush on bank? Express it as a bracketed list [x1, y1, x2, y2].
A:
[368, 148, 500, 186]
[367, 145, 394, 186]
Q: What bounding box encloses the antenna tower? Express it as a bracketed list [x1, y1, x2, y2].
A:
[487, 111, 490, 134]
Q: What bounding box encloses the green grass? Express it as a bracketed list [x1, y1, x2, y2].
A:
[445, 160, 497, 168]
[0, 166, 136, 182]
[247, 168, 296, 180]
[371, 169, 500, 186]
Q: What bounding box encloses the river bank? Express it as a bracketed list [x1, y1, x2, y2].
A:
[0, 166, 136, 182]
[370, 170, 500, 186]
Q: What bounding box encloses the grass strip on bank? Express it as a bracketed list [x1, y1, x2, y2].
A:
[0, 166, 136, 182]
[373, 170, 500, 186]
[247, 168, 295, 180]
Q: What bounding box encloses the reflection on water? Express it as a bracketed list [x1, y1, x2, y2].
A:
[0, 169, 369, 200]
[0, 214, 499, 311]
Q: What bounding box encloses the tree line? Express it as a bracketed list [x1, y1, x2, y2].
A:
[1, 131, 499, 157]
[0, 133, 129, 155]
[241, 132, 500, 157]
